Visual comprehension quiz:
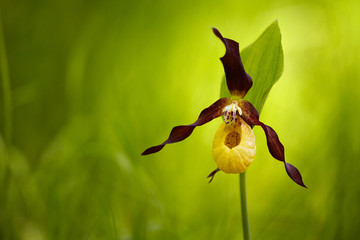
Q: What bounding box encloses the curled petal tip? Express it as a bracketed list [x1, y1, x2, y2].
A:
[285, 162, 307, 188]
[141, 145, 165, 155]
[212, 27, 222, 39]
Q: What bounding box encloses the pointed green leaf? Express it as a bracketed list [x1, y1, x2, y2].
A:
[220, 20, 284, 115]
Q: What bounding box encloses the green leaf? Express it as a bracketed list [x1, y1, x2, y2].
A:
[220, 20, 284, 115]
[220, 75, 232, 99]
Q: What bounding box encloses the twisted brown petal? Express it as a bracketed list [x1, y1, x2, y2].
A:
[142, 98, 229, 155]
[240, 100, 307, 188]
[212, 27, 253, 98]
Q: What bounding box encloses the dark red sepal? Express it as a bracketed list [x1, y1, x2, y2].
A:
[212, 27, 253, 98]
[142, 98, 229, 155]
[240, 100, 306, 188]
[207, 168, 220, 183]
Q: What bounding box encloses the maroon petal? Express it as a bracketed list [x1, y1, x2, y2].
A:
[239, 99, 260, 126]
[212, 27, 253, 98]
[261, 125, 285, 162]
[240, 100, 306, 188]
[142, 98, 229, 155]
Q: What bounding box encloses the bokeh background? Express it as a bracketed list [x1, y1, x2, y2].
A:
[1, 0, 360, 239]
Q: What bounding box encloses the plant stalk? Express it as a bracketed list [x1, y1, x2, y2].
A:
[0, 8, 12, 209]
[240, 172, 251, 240]
[0, 10, 12, 144]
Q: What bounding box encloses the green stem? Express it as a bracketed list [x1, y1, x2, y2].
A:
[0, 8, 12, 209]
[240, 172, 251, 240]
[0, 9, 12, 144]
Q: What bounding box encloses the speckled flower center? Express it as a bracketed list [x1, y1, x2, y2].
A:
[223, 102, 242, 125]
[224, 131, 241, 149]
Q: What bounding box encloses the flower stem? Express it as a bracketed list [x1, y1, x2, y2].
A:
[240, 172, 251, 240]
[0, 8, 12, 205]
[0, 10, 12, 144]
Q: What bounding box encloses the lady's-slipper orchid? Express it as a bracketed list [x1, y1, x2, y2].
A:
[142, 28, 306, 188]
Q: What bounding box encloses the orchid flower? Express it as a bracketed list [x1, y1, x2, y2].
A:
[142, 28, 306, 188]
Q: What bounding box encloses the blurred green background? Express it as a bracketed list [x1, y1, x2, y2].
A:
[1, 0, 359, 239]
